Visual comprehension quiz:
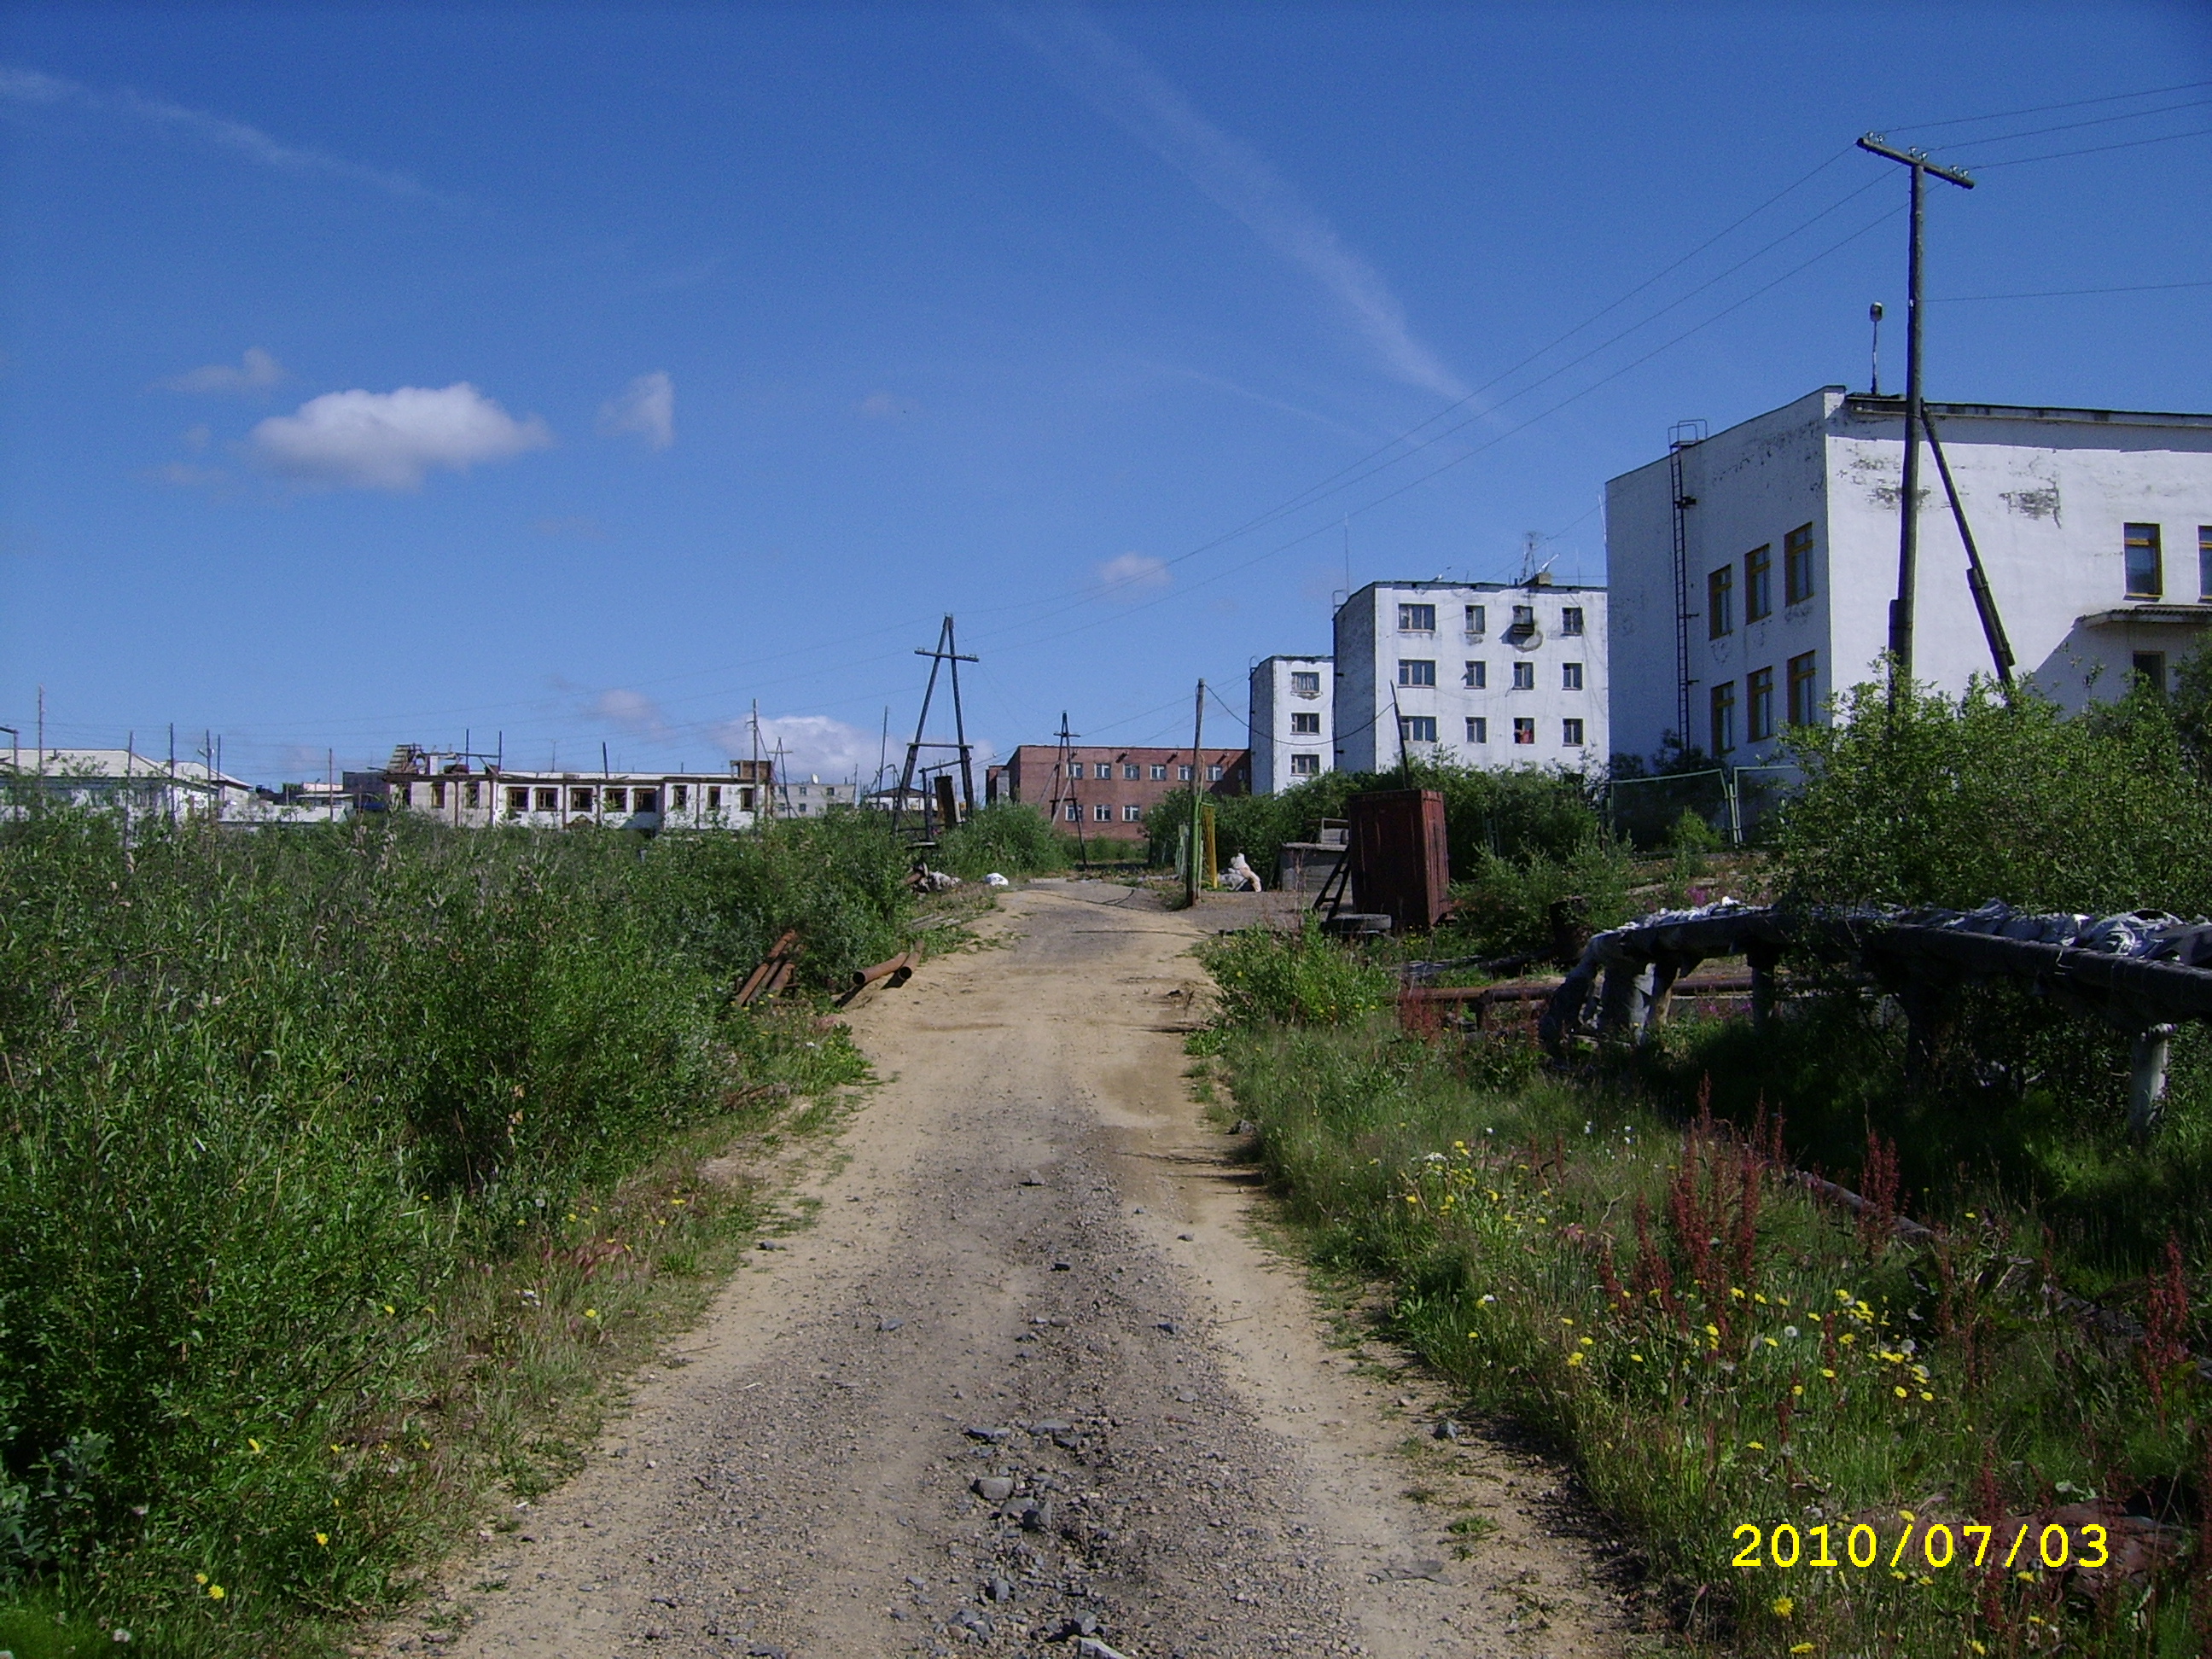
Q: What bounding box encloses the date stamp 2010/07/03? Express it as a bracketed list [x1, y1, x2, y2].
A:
[1732, 1518, 2110, 1576]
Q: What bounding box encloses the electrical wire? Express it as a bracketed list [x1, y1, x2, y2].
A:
[1932, 277, 2212, 303]
[1965, 124, 2212, 169]
[1886, 95, 2212, 153]
[1885, 79, 2212, 133]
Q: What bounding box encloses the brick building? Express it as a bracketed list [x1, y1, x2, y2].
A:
[992, 744, 1249, 842]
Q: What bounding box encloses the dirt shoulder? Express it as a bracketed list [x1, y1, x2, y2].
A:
[387, 882, 1629, 1658]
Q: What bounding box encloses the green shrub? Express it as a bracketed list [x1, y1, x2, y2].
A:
[933, 801, 1071, 879]
[1199, 923, 1395, 1027]
[0, 807, 899, 1630]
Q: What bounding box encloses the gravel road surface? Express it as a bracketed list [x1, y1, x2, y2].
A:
[392, 882, 1627, 1659]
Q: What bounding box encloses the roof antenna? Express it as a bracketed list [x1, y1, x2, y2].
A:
[1869, 301, 1885, 396]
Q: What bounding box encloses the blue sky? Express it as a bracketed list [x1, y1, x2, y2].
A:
[4, 3, 2209, 784]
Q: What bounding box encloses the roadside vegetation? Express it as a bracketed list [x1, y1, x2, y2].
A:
[1198, 669, 2212, 1656]
[0, 806, 917, 1655]
[932, 800, 1075, 880]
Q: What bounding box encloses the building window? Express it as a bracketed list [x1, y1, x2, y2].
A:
[1465, 603, 1487, 635]
[1562, 718, 1586, 747]
[430, 779, 446, 809]
[1065, 800, 1080, 822]
[1464, 661, 1487, 689]
[1747, 666, 1775, 742]
[536, 787, 559, 812]
[1784, 523, 1816, 604]
[1094, 803, 1112, 822]
[605, 787, 627, 812]
[2125, 523, 2164, 598]
[1179, 765, 1194, 781]
[2200, 527, 2211, 600]
[1150, 763, 1168, 780]
[1745, 544, 1773, 622]
[1290, 670, 1321, 696]
[738, 787, 755, 812]
[1560, 606, 1584, 637]
[1787, 651, 1819, 726]
[1708, 565, 1735, 637]
[634, 789, 657, 812]
[1400, 715, 1438, 743]
[707, 784, 722, 812]
[570, 787, 593, 812]
[1290, 711, 1321, 735]
[1711, 682, 1737, 756]
[464, 781, 481, 809]
[1123, 763, 1140, 779]
[1123, 803, 1144, 821]
[2133, 651, 2168, 696]
[1562, 661, 1583, 691]
[1398, 602, 1436, 632]
[1466, 716, 1488, 743]
[672, 783, 689, 810]
[1094, 762, 1111, 779]
[1512, 717, 1535, 745]
[1398, 659, 1436, 687]
[506, 786, 528, 815]
[1207, 763, 1224, 781]
[1290, 752, 1321, 776]
[1510, 604, 1536, 634]
[1511, 661, 1535, 690]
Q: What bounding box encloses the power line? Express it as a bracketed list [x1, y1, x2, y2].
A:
[1887, 79, 2212, 133]
[1933, 277, 2212, 303]
[1965, 124, 2212, 169]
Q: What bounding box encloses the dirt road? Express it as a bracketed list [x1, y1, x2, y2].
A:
[409, 882, 1627, 1658]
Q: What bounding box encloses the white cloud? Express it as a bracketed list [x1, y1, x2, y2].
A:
[1096, 550, 1171, 594]
[157, 346, 286, 395]
[591, 688, 669, 739]
[713, 713, 881, 783]
[247, 382, 552, 491]
[597, 370, 674, 450]
[0, 66, 442, 201]
[1007, 9, 1465, 400]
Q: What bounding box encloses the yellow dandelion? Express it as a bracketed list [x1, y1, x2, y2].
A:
[2016, 1571, 2035, 1584]
[1820, 1367, 1837, 1378]
[1630, 1353, 1644, 1363]
[247, 1439, 262, 1453]
[1580, 1336, 1593, 1347]
[1893, 1386, 1908, 1398]
[195, 1574, 207, 1586]
[1566, 1352, 1586, 1367]
[1729, 1287, 1745, 1301]
[1764, 1337, 1779, 1348]
[1899, 1510, 1915, 1522]
[1560, 1317, 1575, 1326]
[207, 1586, 225, 1601]
[1791, 1647, 1816, 1656]
[1791, 1384, 1803, 1396]
[382, 1304, 395, 1316]
[1920, 1391, 1934, 1402]
[1771, 1594, 1793, 1617]
[1747, 1441, 1766, 1451]
[1704, 1323, 1720, 1336]
[316, 1533, 329, 1546]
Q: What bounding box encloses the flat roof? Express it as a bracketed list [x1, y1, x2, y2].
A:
[1348, 578, 1606, 595]
[1843, 393, 2212, 430]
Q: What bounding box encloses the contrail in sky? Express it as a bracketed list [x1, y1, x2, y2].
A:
[0, 65, 446, 203]
[1005, 5, 1469, 402]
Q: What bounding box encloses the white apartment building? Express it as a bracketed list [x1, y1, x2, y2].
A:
[781, 776, 855, 816]
[357, 749, 777, 831]
[1247, 655, 1333, 793]
[1607, 387, 2212, 765]
[1332, 578, 1609, 774]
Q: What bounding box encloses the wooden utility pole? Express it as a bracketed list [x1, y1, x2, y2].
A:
[1858, 133, 1974, 704]
[1184, 679, 1206, 907]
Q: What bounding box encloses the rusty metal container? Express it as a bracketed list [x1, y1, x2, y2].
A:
[1347, 789, 1450, 931]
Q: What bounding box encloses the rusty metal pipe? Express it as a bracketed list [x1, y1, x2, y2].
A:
[851, 952, 914, 992]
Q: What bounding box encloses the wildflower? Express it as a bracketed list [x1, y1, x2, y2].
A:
[195, 1575, 207, 1586]
[2016, 1571, 2035, 1584]
[382, 1304, 395, 1316]
[1969, 1645, 1987, 1657]
[1791, 1647, 1816, 1656]
[112, 1631, 132, 1644]
[1899, 1510, 1915, 1522]
[1730, 1287, 1745, 1300]
[1566, 1353, 1585, 1367]
[1790, 1384, 1803, 1396]
[1820, 1367, 1837, 1378]
[1631, 1353, 1644, 1363]
[1754, 1293, 1768, 1305]
[1965, 1211, 1977, 1220]
[1893, 1386, 1908, 1399]
[315, 1533, 329, 1546]
[1561, 1318, 1575, 1326]
[1704, 1323, 1720, 1337]
[207, 1586, 225, 1601]
[1405, 1194, 1420, 1205]
[247, 1439, 263, 1453]
[1837, 1334, 1855, 1346]
[1748, 1441, 1766, 1452]
[1771, 1595, 1793, 1617]
[1835, 1289, 1853, 1301]
[330, 1445, 344, 1454]
[1580, 1336, 1593, 1347]
[585, 1308, 599, 1320]
[1783, 1325, 1800, 1339]
[1920, 1391, 1934, 1401]
[1764, 1337, 1778, 1348]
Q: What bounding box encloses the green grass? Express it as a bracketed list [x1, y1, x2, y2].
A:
[1200, 926, 2212, 1657]
[0, 805, 907, 1652]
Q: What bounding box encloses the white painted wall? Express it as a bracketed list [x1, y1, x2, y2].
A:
[1333, 581, 1608, 773]
[1249, 655, 1332, 792]
[1606, 387, 2212, 766]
